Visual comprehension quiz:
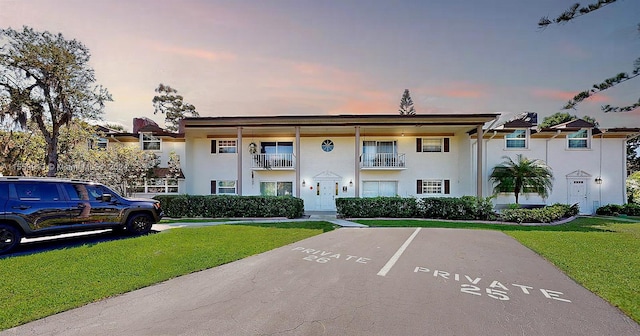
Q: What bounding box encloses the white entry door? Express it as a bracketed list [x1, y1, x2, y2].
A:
[568, 179, 589, 214]
[319, 181, 338, 211]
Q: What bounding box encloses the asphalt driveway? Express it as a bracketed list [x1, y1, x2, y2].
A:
[3, 228, 639, 335]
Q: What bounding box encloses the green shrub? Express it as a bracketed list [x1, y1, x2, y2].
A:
[336, 197, 419, 218]
[596, 203, 640, 216]
[500, 204, 576, 223]
[336, 196, 495, 220]
[596, 204, 624, 216]
[623, 203, 640, 216]
[153, 195, 304, 219]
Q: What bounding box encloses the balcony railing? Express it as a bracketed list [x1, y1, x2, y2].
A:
[251, 153, 295, 170]
[361, 153, 406, 169]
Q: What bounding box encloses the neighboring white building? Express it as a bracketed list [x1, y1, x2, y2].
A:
[114, 114, 639, 214]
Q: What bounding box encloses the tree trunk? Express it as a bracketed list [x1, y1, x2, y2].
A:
[46, 136, 58, 177]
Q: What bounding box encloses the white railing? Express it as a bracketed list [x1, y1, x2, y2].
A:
[251, 153, 295, 169]
[361, 153, 406, 169]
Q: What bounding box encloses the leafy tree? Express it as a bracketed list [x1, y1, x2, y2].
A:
[627, 171, 640, 204]
[0, 121, 46, 176]
[0, 26, 112, 176]
[538, 112, 598, 129]
[398, 89, 416, 115]
[152, 84, 198, 132]
[490, 154, 554, 204]
[57, 138, 160, 196]
[539, 0, 639, 113]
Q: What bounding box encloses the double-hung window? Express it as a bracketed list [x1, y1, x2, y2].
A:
[567, 129, 590, 149]
[362, 181, 397, 197]
[142, 133, 161, 151]
[210, 180, 237, 194]
[505, 130, 527, 149]
[416, 179, 450, 195]
[416, 138, 450, 152]
[211, 140, 237, 154]
[260, 182, 293, 196]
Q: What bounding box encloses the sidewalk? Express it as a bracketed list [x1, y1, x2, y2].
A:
[153, 212, 367, 231]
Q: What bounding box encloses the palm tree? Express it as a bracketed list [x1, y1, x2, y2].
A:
[489, 154, 554, 204]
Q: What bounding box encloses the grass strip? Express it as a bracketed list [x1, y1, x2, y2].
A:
[0, 225, 323, 330]
[357, 217, 640, 323]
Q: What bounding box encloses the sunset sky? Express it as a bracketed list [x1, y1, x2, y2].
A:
[2, 0, 639, 129]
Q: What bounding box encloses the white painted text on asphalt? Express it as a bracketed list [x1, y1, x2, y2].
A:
[292, 247, 371, 264]
[414, 266, 571, 303]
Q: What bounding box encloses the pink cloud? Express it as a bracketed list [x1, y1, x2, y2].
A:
[148, 41, 236, 62]
[533, 89, 609, 103]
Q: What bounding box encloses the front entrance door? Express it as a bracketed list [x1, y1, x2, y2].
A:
[568, 179, 589, 214]
[319, 181, 338, 211]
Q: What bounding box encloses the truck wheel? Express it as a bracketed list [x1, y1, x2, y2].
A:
[0, 224, 21, 254]
[126, 214, 153, 235]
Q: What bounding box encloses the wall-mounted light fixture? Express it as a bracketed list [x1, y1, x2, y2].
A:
[302, 179, 306, 187]
[595, 177, 602, 185]
[349, 179, 353, 187]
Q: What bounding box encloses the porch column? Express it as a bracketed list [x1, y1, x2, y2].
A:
[295, 126, 301, 198]
[476, 124, 483, 198]
[355, 126, 360, 197]
[237, 127, 243, 195]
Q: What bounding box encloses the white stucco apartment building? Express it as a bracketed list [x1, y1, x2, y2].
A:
[111, 113, 639, 214]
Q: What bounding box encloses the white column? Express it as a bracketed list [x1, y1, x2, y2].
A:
[476, 124, 483, 198]
[295, 126, 301, 198]
[237, 127, 243, 195]
[355, 126, 360, 197]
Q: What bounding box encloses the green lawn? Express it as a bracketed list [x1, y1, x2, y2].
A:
[0, 224, 329, 331]
[357, 217, 640, 324]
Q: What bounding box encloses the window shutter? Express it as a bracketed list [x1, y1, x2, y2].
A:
[211, 140, 217, 154]
[416, 138, 422, 152]
[417, 180, 423, 194]
[210, 180, 216, 194]
[444, 180, 450, 194]
[444, 138, 450, 152]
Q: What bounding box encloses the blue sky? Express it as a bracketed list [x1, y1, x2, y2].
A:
[1, 0, 639, 129]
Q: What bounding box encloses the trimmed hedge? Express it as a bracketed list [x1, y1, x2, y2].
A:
[335, 196, 495, 220]
[596, 203, 640, 216]
[500, 203, 579, 224]
[153, 195, 305, 219]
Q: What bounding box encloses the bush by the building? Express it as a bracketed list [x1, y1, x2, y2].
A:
[596, 203, 640, 216]
[153, 195, 304, 219]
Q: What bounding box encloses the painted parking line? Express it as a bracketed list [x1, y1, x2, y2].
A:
[377, 227, 421, 276]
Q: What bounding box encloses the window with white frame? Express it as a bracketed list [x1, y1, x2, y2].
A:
[142, 133, 161, 150]
[417, 179, 450, 195]
[422, 138, 442, 152]
[567, 129, 590, 149]
[505, 129, 527, 149]
[416, 138, 450, 153]
[128, 178, 178, 194]
[362, 181, 397, 197]
[423, 180, 442, 194]
[260, 182, 293, 196]
[210, 180, 237, 194]
[210, 140, 239, 154]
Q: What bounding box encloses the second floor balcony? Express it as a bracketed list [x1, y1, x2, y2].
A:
[361, 153, 406, 170]
[251, 153, 296, 170]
